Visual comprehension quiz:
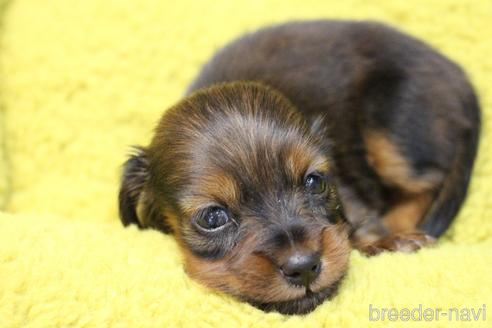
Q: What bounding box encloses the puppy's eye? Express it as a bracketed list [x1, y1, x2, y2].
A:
[196, 207, 230, 230]
[304, 174, 326, 194]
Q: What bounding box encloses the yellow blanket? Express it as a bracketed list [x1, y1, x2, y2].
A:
[1, 0, 491, 327]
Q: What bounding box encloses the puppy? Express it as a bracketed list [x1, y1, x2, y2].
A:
[118, 20, 480, 314]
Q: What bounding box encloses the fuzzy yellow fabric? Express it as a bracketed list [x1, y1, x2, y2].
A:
[0, 105, 7, 210]
[0, 0, 491, 327]
[0, 0, 8, 209]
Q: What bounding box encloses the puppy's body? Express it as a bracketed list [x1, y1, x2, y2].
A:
[119, 20, 480, 314]
[188, 20, 480, 243]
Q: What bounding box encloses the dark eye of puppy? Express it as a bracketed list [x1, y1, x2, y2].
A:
[195, 206, 230, 231]
[304, 173, 326, 194]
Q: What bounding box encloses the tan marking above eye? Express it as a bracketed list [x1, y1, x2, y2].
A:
[285, 143, 329, 184]
[180, 171, 240, 215]
[306, 156, 330, 177]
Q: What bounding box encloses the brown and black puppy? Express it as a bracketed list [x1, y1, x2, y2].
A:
[118, 20, 480, 314]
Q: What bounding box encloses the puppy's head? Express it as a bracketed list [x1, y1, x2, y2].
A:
[119, 82, 351, 314]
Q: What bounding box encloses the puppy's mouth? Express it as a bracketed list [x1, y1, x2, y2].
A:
[244, 275, 345, 315]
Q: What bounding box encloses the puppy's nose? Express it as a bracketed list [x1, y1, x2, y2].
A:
[280, 252, 321, 287]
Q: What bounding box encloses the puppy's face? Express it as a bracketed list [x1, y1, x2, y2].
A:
[119, 82, 351, 314]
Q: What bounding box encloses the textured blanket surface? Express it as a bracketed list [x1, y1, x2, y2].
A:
[0, 0, 491, 327]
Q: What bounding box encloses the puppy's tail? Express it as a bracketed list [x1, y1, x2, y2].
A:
[419, 94, 481, 237]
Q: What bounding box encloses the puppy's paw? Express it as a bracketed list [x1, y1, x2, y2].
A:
[355, 232, 436, 256]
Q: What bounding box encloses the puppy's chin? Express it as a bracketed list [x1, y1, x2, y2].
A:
[245, 275, 345, 315]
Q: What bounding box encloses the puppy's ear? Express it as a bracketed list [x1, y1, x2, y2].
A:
[310, 114, 332, 152]
[118, 147, 149, 227]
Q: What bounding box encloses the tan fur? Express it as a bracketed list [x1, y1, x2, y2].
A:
[179, 224, 350, 303]
[180, 171, 241, 215]
[363, 130, 443, 193]
[354, 231, 436, 256]
[382, 192, 433, 233]
[285, 144, 330, 183]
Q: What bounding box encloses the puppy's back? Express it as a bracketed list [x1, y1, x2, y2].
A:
[187, 20, 480, 238]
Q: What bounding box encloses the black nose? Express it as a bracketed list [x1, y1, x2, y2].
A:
[280, 252, 321, 287]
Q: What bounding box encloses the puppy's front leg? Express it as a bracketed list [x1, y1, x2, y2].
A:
[352, 231, 436, 256]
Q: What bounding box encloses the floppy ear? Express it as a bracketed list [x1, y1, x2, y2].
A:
[118, 147, 174, 233]
[118, 147, 149, 227]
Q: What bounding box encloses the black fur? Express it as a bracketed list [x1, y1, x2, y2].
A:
[187, 19, 481, 238]
[420, 95, 481, 236]
[118, 147, 148, 227]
